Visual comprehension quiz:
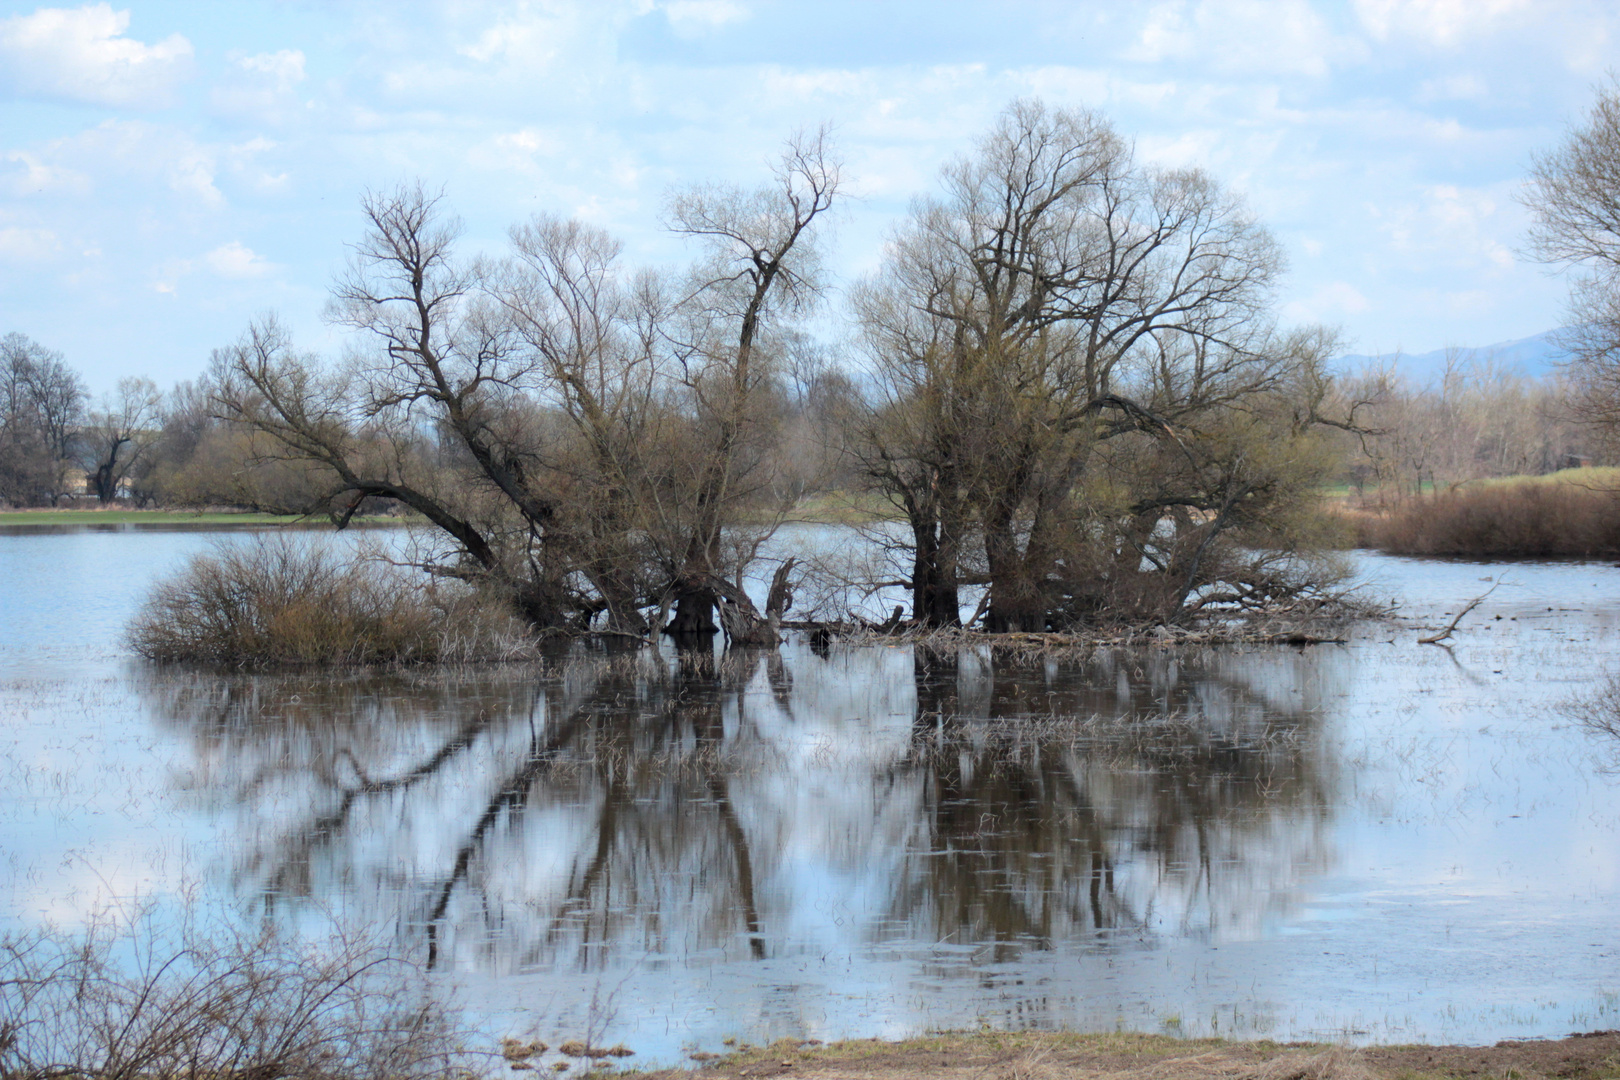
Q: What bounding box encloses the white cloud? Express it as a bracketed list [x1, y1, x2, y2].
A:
[9, 120, 225, 207]
[493, 127, 563, 156]
[1373, 183, 1516, 273]
[203, 240, 271, 278]
[759, 66, 876, 101]
[238, 49, 305, 91]
[1284, 281, 1370, 325]
[167, 147, 221, 205]
[1440, 288, 1495, 316]
[3, 151, 91, 197]
[0, 3, 192, 108]
[0, 226, 63, 263]
[1137, 128, 1223, 169]
[664, 0, 749, 37]
[458, 14, 562, 63]
[210, 49, 307, 124]
[1352, 0, 1530, 48]
[1124, 0, 1360, 77]
[1315, 281, 1370, 315]
[0, 0, 1607, 388]
[1417, 73, 1488, 102]
[221, 137, 288, 194]
[1010, 66, 1148, 111]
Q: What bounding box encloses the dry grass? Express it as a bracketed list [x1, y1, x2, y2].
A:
[0, 909, 468, 1080]
[1350, 480, 1620, 558]
[127, 535, 537, 667]
[1465, 465, 1620, 491]
[620, 1030, 1620, 1080]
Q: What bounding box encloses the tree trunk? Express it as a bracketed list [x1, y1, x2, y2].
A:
[673, 562, 794, 647]
[93, 462, 117, 503]
[507, 575, 572, 631]
[908, 508, 962, 628]
[587, 560, 649, 636]
[665, 584, 719, 636]
[983, 504, 1045, 633]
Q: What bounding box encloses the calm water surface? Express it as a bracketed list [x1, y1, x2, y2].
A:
[3, 528, 1619, 1057]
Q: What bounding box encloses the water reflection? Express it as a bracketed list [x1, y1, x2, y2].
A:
[138, 642, 1339, 976]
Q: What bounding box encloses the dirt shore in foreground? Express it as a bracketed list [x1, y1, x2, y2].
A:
[619, 1030, 1620, 1080]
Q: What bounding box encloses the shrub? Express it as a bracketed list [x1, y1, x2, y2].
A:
[0, 911, 468, 1080]
[128, 536, 535, 666]
[1353, 479, 1620, 558]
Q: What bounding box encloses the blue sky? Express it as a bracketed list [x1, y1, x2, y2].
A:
[0, 0, 1613, 395]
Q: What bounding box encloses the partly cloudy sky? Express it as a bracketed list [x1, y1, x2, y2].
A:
[0, 0, 1613, 393]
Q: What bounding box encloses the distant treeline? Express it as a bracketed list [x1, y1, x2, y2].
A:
[1331, 352, 1593, 503]
[1322, 352, 1620, 559]
[8, 330, 1601, 514]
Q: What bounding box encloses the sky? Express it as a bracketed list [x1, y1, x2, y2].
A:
[0, 0, 1614, 397]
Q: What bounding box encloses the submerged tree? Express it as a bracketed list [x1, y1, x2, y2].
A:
[203, 107, 1352, 645]
[853, 100, 1349, 631]
[213, 134, 839, 642]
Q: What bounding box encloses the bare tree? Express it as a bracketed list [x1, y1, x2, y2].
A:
[1524, 80, 1620, 434]
[658, 127, 841, 637]
[1342, 353, 1583, 506]
[853, 100, 1340, 631]
[492, 213, 672, 635]
[0, 331, 85, 506]
[212, 134, 840, 643]
[79, 376, 163, 503]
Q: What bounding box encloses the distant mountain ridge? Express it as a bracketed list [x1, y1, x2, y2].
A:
[1333, 329, 1571, 384]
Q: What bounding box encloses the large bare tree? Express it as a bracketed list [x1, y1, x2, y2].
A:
[213, 133, 839, 642]
[657, 128, 840, 635]
[1525, 80, 1620, 438]
[854, 100, 1345, 631]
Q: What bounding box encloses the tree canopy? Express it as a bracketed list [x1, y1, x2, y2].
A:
[852, 101, 1348, 631]
[190, 103, 1353, 640]
[213, 134, 840, 642]
[1525, 80, 1620, 441]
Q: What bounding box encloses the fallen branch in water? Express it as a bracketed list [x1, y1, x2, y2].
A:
[1418, 583, 1498, 645]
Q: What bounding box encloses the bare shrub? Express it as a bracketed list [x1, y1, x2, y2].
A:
[128, 535, 536, 667]
[1354, 479, 1620, 557]
[1571, 671, 1620, 772]
[0, 910, 468, 1080]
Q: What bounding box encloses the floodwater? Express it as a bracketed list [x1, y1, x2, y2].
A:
[3, 527, 1620, 1059]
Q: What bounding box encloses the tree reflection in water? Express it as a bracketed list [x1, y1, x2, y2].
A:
[139, 641, 1339, 975]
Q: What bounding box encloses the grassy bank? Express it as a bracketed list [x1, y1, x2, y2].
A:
[623, 1029, 1620, 1080]
[778, 490, 900, 525]
[1346, 467, 1620, 558]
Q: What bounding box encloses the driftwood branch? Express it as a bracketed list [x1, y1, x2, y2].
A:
[1418, 583, 1499, 645]
[964, 591, 991, 629]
